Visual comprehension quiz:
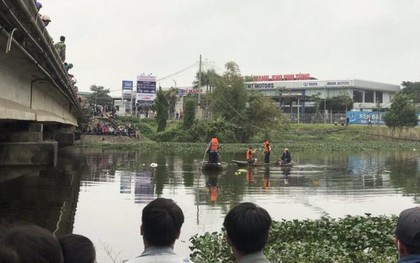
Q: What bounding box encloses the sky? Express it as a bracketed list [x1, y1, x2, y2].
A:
[41, 0, 420, 97]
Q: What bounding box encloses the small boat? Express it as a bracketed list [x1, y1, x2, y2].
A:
[232, 160, 266, 167]
[232, 160, 295, 167]
[200, 161, 228, 172]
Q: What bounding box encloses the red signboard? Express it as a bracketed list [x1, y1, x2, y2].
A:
[245, 73, 311, 82]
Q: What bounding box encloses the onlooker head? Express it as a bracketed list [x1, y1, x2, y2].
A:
[223, 202, 272, 261]
[41, 15, 51, 26]
[35, 1, 42, 11]
[141, 198, 184, 248]
[395, 207, 420, 261]
[0, 222, 63, 263]
[60, 36, 65, 42]
[58, 234, 96, 263]
[0, 246, 19, 263]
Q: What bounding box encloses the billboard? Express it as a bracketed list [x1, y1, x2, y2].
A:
[136, 75, 156, 104]
[122, 80, 133, 100]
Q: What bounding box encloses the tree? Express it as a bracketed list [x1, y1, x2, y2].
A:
[164, 87, 178, 119]
[383, 93, 418, 128]
[86, 85, 113, 108]
[209, 62, 248, 124]
[237, 91, 283, 142]
[193, 68, 219, 93]
[155, 87, 169, 132]
[401, 81, 420, 103]
[183, 99, 195, 129]
[325, 94, 354, 112]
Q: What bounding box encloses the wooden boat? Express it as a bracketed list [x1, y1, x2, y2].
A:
[232, 160, 294, 167]
[200, 161, 228, 172]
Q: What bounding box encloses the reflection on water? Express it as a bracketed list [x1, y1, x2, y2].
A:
[0, 148, 419, 262]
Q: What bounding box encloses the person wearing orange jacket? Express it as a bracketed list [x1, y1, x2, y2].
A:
[263, 139, 271, 164]
[246, 145, 258, 164]
[206, 135, 219, 163]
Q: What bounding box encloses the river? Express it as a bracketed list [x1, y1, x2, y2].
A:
[0, 147, 419, 262]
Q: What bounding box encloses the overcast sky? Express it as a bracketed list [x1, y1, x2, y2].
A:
[42, 0, 420, 96]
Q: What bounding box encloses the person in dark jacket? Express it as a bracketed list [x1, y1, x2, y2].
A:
[395, 207, 420, 263]
[280, 148, 292, 164]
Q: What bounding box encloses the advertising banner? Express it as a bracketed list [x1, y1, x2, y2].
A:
[122, 80, 133, 100]
[347, 111, 420, 125]
[136, 75, 156, 105]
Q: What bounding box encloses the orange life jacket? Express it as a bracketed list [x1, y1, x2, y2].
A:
[264, 142, 270, 153]
[246, 149, 253, 160]
[210, 138, 219, 151]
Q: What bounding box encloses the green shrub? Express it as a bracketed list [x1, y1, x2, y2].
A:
[189, 215, 398, 263]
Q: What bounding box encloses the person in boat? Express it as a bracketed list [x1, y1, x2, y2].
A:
[206, 134, 219, 163]
[280, 148, 292, 164]
[263, 139, 271, 164]
[246, 145, 258, 165]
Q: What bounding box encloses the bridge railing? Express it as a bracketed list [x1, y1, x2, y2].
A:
[0, 0, 82, 117]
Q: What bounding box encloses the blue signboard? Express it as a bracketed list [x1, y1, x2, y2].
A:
[347, 111, 420, 126]
[122, 80, 133, 90]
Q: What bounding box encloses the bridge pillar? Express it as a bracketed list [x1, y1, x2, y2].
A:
[0, 141, 58, 166]
[0, 123, 59, 166]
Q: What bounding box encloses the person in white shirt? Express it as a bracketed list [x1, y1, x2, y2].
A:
[127, 198, 191, 263]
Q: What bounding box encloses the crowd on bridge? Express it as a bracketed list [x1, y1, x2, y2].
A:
[33, 1, 78, 98]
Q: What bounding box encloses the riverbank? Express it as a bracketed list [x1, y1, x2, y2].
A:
[78, 124, 420, 153]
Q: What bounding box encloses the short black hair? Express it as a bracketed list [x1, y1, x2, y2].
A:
[0, 223, 64, 263]
[58, 234, 95, 263]
[223, 202, 272, 254]
[60, 36, 65, 41]
[142, 198, 184, 247]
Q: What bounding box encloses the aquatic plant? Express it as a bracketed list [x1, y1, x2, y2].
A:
[189, 215, 398, 263]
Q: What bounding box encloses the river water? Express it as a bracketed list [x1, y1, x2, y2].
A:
[0, 147, 419, 262]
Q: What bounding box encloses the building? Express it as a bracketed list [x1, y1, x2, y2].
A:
[244, 74, 400, 124]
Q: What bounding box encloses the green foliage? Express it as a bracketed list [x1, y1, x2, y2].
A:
[153, 122, 193, 142]
[383, 93, 418, 128]
[155, 87, 169, 132]
[190, 215, 398, 263]
[164, 88, 178, 118]
[401, 81, 420, 103]
[210, 62, 248, 124]
[183, 99, 196, 129]
[187, 118, 239, 143]
[189, 232, 234, 263]
[86, 85, 113, 107]
[326, 94, 354, 112]
[236, 91, 284, 142]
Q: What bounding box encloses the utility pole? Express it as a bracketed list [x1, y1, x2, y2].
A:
[197, 54, 202, 118]
[198, 54, 202, 105]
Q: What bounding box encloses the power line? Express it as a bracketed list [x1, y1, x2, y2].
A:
[157, 62, 199, 82]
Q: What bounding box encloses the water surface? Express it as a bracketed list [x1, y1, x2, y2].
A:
[0, 147, 419, 262]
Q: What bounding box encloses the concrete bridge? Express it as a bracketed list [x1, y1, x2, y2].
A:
[0, 0, 83, 168]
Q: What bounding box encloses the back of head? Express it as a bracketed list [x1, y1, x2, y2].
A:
[58, 234, 95, 263]
[0, 246, 19, 263]
[60, 36, 65, 42]
[142, 198, 184, 247]
[0, 223, 63, 263]
[396, 207, 420, 253]
[223, 202, 272, 254]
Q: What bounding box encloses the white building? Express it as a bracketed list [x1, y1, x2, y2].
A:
[245, 77, 400, 112]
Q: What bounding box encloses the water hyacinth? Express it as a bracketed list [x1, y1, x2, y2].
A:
[189, 215, 398, 263]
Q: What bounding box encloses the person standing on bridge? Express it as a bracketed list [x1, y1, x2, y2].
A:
[54, 36, 66, 62]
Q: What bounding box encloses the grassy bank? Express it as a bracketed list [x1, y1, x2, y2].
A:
[79, 124, 420, 153]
